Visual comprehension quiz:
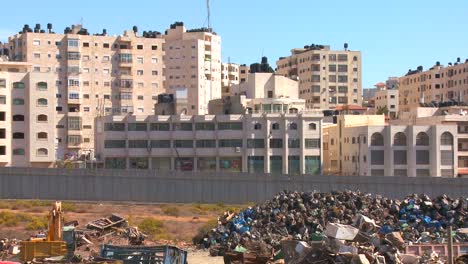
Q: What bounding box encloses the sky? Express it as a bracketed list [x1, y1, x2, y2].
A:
[0, 0, 466, 88]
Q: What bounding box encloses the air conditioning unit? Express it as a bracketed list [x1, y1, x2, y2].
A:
[235, 147, 241, 153]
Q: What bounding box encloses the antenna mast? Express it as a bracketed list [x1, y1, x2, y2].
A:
[206, 0, 211, 30]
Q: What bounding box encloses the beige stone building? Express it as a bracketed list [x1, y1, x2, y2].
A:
[276, 44, 362, 109]
[239, 64, 250, 83]
[94, 113, 323, 175]
[221, 62, 239, 98]
[390, 106, 468, 177]
[373, 81, 399, 119]
[323, 115, 458, 177]
[164, 22, 221, 115]
[4, 24, 166, 164]
[398, 59, 468, 113]
[0, 61, 56, 167]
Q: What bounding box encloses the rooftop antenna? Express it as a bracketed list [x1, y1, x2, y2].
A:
[80, 17, 83, 26]
[206, 0, 211, 30]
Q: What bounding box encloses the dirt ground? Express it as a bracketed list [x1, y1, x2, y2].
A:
[187, 249, 224, 264]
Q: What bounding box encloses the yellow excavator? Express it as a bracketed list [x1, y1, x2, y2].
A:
[19, 201, 67, 262]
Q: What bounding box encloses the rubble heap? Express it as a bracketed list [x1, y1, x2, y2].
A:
[198, 191, 467, 262]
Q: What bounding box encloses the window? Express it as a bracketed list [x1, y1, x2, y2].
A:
[173, 123, 192, 131]
[269, 139, 283, 148]
[0, 146, 5, 155]
[289, 123, 298, 130]
[151, 45, 158, 50]
[247, 139, 264, 148]
[440, 132, 453, 145]
[0, 129, 5, 138]
[37, 98, 48, 106]
[129, 158, 149, 169]
[104, 140, 126, 148]
[305, 139, 320, 148]
[37, 132, 48, 140]
[440, 150, 453, 166]
[152, 71, 158, 76]
[393, 132, 407, 146]
[151, 57, 158, 63]
[270, 156, 283, 175]
[218, 122, 243, 130]
[371, 150, 385, 165]
[104, 123, 125, 131]
[416, 132, 429, 146]
[128, 140, 148, 148]
[288, 138, 300, 148]
[174, 140, 193, 148]
[271, 123, 280, 130]
[416, 169, 430, 177]
[105, 158, 126, 169]
[127, 123, 147, 131]
[253, 123, 262, 130]
[13, 148, 25, 155]
[68, 79, 80, 87]
[394, 150, 407, 165]
[68, 116, 82, 130]
[33, 40, 40, 46]
[67, 52, 80, 60]
[0, 95, 5, 105]
[119, 53, 133, 63]
[68, 39, 79, 47]
[150, 123, 170, 131]
[219, 139, 243, 148]
[195, 123, 215, 130]
[0, 79, 5, 88]
[309, 123, 317, 130]
[37, 148, 48, 156]
[196, 140, 216, 148]
[416, 150, 430, 164]
[137, 70, 143, 75]
[103, 43, 110, 48]
[371, 169, 385, 176]
[12, 132, 24, 139]
[13, 98, 25, 105]
[137, 95, 144, 100]
[13, 82, 25, 89]
[13, 115, 24, 121]
[150, 140, 171, 148]
[371, 132, 384, 146]
[69, 92, 79, 99]
[137, 57, 143, 63]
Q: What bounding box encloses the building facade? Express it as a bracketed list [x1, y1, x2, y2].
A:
[5, 24, 165, 163]
[164, 23, 222, 115]
[221, 62, 239, 98]
[374, 82, 399, 119]
[276, 45, 362, 109]
[398, 59, 468, 113]
[390, 106, 468, 177]
[323, 115, 458, 177]
[0, 62, 56, 167]
[239, 64, 250, 83]
[95, 113, 323, 175]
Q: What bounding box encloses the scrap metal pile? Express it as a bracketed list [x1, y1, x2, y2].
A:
[198, 190, 467, 263]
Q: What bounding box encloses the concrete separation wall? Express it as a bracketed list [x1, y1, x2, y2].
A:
[0, 167, 466, 204]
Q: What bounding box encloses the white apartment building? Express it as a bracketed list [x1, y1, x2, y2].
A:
[95, 113, 323, 175]
[276, 44, 362, 109]
[164, 22, 222, 115]
[323, 115, 458, 177]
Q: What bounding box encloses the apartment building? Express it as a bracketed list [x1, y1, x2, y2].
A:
[0, 61, 56, 167]
[398, 59, 468, 113]
[5, 24, 165, 163]
[164, 22, 221, 115]
[239, 64, 250, 83]
[390, 106, 468, 177]
[373, 82, 399, 119]
[95, 113, 323, 175]
[276, 44, 362, 109]
[221, 62, 239, 98]
[323, 115, 458, 177]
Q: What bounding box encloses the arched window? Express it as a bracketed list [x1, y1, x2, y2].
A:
[12, 132, 24, 139]
[309, 123, 317, 130]
[440, 132, 453, 145]
[37, 98, 48, 106]
[13, 115, 24, 121]
[37, 132, 48, 139]
[253, 123, 262, 130]
[289, 122, 298, 130]
[371, 132, 384, 146]
[13, 148, 25, 155]
[36, 82, 48, 90]
[13, 98, 25, 105]
[37, 114, 48, 122]
[272, 123, 280, 130]
[37, 148, 48, 156]
[353, 56, 358, 61]
[13, 82, 25, 89]
[416, 132, 429, 146]
[394, 132, 407, 146]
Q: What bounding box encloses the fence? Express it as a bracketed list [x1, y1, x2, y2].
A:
[0, 167, 466, 204]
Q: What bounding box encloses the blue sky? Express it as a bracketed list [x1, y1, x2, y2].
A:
[1, 0, 466, 88]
